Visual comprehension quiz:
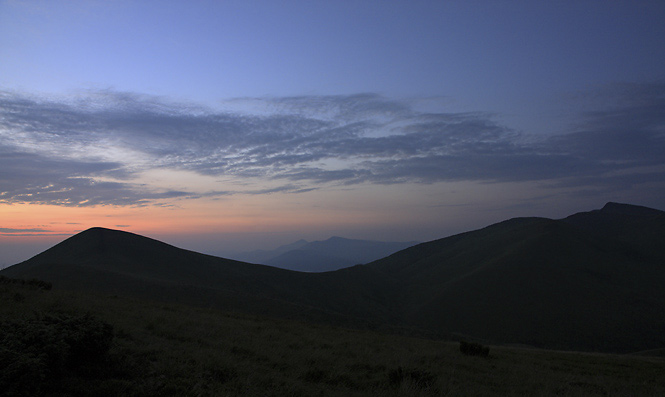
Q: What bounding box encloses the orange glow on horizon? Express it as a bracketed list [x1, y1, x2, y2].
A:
[0, 201, 248, 237]
[0, 189, 403, 240]
[1, 181, 524, 245]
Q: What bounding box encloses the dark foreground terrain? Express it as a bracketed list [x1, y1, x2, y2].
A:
[2, 278, 664, 396]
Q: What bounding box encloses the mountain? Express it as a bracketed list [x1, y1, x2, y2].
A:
[231, 237, 419, 272]
[3, 202, 665, 353]
[563, 202, 665, 259]
[230, 239, 309, 265]
[364, 203, 665, 352]
[0, 227, 397, 326]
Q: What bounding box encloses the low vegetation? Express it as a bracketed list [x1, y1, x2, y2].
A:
[2, 277, 664, 396]
[0, 275, 52, 290]
[1, 313, 113, 396]
[459, 340, 490, 357]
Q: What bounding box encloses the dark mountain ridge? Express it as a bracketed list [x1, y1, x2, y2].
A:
[3, 202, 665, 353]
[563, 202, 665, 260]
[2, 227, 399, 327]
[366, 214, 665, 351]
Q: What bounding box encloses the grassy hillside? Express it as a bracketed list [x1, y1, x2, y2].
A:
[0, 227, 397, 325]
[366, 212, 665, 352]
[2, 278, 664, 396]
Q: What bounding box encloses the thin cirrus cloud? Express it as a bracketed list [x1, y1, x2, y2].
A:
[0, 227, 50, 233]
[1, 82, 664, 207]
[0, 227, 73, 237]
[0, 150, 192, 207]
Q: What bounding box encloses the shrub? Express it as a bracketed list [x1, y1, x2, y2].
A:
[459, 340, 490, 357]
[54, 313, 114, 366]
[301, 368, 327, 383]
[388, 366, 437, 388]
[0, 275, 52, 291]
[0, 313, 114, 395]
[28, 278, 52, 290]
[0, 348, 48, 397]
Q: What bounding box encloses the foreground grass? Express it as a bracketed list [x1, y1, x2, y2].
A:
[2, 280, 664, 396]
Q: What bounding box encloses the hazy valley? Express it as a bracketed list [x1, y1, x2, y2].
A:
[229, 236, 419, 272]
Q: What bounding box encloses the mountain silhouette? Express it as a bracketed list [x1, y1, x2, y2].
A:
[1, 227, 396, 325]
[365, 211, 665, 352]
[3, 202, 665, 353]
[233, 236, 419, 272]
[230, 239, 309, 265]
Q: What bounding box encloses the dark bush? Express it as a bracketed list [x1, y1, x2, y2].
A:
[205, 366, 238, 384]
[0, 348, 48, 397]
[0, 313, 114, 395]
[460, 340, 490, 357]
[388, 366, 437, 388]
[54, 313, 114, 366]
[0, 275, 52, 291]
[28, 278, 53, 290]
[388, 366, 404, 386]
[301, 367, 327, 383]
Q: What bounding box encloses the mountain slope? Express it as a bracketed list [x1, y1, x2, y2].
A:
[365, 207, 665, 352]
[0, 227, 397, 327]
[563, 201, 665, 260]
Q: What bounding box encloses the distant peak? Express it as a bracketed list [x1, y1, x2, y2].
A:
[79, 227, 131, 236]
[601, 202, 627, 210]
[73, 227, 155, 243]
[600, 202, 662, 216]
[85, 227, 114, 232]
[326, 236, 349, 242]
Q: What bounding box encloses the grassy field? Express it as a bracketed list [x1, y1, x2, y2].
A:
[2, 279, 664, 396]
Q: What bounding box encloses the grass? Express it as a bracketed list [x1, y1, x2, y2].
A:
[2, 279, 664, 396]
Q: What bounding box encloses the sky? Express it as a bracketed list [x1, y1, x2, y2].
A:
[1, 0, 665, 267]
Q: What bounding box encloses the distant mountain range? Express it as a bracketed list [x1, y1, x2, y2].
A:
[3, 202, 665, 353]
[230, 237, 419, 272]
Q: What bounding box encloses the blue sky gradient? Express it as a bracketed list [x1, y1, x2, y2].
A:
[1, 0, 664, 265]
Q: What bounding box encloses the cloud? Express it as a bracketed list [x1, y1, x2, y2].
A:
[0, 227, 51, 233]
[0, 227, 73, 237]
[547, 82, 665, 190]
[0, 149, 193, 206]
[1, 84, 664, 207]
[560, 83, 665, 164]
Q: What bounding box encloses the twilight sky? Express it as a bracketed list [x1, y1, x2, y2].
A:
[1, 0, 665, 266]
